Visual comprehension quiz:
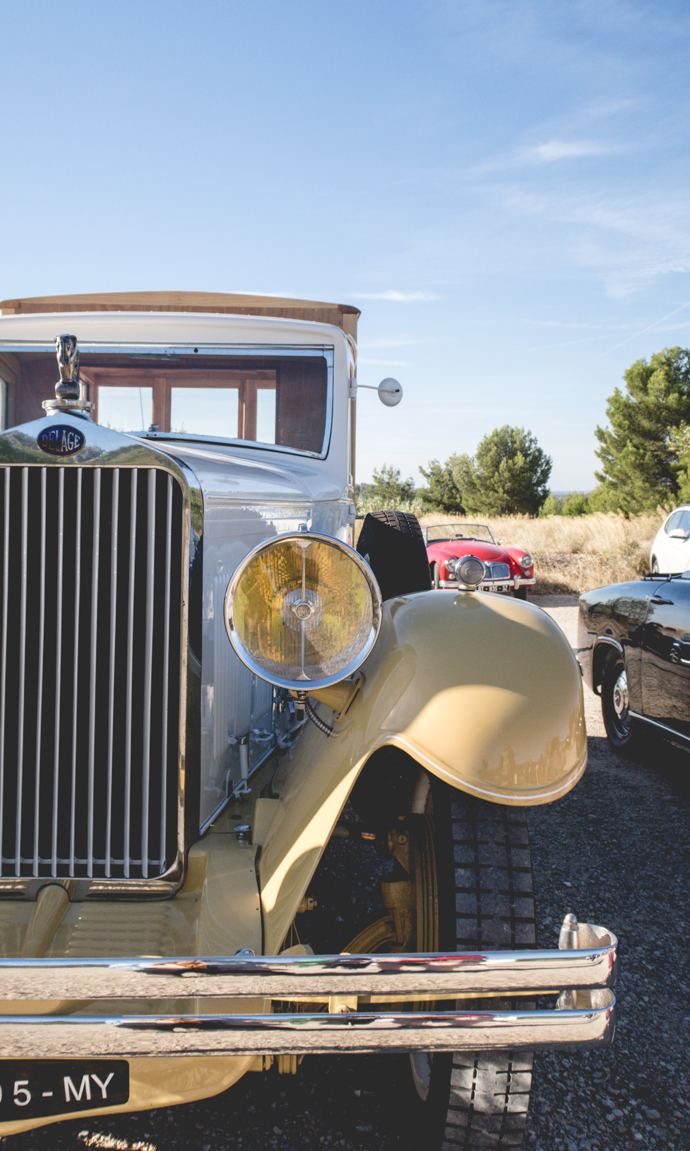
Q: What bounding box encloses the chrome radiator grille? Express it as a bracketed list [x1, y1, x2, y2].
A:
[0, 466, 184, 881]
[485, 562, 510, 580]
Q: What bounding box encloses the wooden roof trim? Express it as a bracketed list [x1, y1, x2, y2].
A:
[0, 291, 361, 330]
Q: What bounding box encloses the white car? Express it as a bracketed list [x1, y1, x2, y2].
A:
[650, 505, 690, 572]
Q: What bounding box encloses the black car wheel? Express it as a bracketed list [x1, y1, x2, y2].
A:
[400, 784, 535, 1150]
[601, 653, 636, 751]
[320, 766, 536, 1150]
[513, 585, 528, 600]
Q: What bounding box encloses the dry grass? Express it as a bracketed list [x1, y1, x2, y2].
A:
[418, 511, 663, 594]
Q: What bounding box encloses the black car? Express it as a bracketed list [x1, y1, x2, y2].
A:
[579, 570, 690, 751]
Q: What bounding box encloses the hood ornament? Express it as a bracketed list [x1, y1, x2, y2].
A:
[42, 334, 95, 415]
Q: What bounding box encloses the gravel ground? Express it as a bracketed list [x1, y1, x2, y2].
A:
[3, 596, 689, 1151]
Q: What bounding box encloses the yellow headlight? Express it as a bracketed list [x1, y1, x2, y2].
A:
[224, 533, 382, 689]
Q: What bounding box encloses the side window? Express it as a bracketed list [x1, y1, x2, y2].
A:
[678, 511, 690, 535]
[665, 511, 682, 534]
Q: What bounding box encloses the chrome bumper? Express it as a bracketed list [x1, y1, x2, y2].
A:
[439, 576, 536, 592]
[0, 919, 617, 1057]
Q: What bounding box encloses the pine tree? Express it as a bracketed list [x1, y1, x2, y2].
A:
[595, 347, 690, 512]
[369, 464, 416, 505]
[418, 456, 465, 513]
[454, 427, 551, 516]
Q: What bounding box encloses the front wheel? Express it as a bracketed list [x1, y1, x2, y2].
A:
[513, 585, 528, 600]
[601, 653, 636, 752]
[402, 787, 535, 1149]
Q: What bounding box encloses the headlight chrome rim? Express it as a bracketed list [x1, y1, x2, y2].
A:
[520, 553, 533, 570]
[455, 554, 486, 588]
[224, 532, 383, 691]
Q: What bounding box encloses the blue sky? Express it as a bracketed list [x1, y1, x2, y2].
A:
[3, 0, 690, 490]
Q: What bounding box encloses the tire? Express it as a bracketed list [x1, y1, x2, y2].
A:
[601, 652, 636, 752]
[402, 786, 535, 1150]
[513, 585, 528, 601]
[356, 510, 431, 601]
[432, 562, 441, 590]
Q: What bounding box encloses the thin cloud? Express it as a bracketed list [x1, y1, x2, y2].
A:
[595, 300, 690, 358]
[519, 139, 615, 164]
[585, 98, 637, 118]
[465, 138, 618, 179]
[355, 290, 440, 302]
[522, 319, 629, 331]
[496, 185, 690, 294]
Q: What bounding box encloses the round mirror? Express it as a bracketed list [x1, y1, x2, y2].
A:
[378, 378, 403, 407]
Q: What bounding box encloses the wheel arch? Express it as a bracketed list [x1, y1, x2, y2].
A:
[592, 636, 623, 695]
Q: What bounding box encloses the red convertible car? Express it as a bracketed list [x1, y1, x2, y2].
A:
[425, 523, 535, 599]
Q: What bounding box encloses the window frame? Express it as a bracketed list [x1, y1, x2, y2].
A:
[0, 343, 335, 460]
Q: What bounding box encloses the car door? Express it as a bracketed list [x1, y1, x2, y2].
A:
[639, 573, 690, 737]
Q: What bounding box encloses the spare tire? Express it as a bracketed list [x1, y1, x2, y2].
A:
[356, 510, 432, 601]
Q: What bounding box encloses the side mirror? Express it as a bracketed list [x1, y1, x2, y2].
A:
[668, 528, 690, 540]
[378, 378, 403, 407]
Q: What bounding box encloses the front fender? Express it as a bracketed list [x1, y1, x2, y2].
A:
[361, 589, 586, 804]
[259, 590, 586, 952]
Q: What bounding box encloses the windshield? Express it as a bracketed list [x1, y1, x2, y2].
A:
[426, 523, 495, 545]
[2, 349, 331, 457]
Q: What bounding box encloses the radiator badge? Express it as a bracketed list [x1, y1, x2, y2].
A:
[37, 425, 86, 456]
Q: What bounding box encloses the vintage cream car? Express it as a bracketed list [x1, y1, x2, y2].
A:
[0, 292, 616, 1149]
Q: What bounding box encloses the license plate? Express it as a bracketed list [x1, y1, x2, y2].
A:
[481, 583, 510, 594]
[0, 1060, 128, 1120]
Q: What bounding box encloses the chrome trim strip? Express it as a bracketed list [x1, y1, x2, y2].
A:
[0, 935, 617, 1001]
[51, 469, 65, 874]
[87, 469, 101, 877]
[105, 469, 119, 877]
[160, 476, 173, 870]
[15, 468, 28, 876]
[141, 470, 156, 879]
[0, 997, 616, 1057]
[124, 469, 137, 879]
[595, 636, 623, 654]
[439, 577, 536, 590]
[629, 710, 690, 746]
[33, 468, 47, 873]
[0, 342, 335, 356]
[141, 433, 327, 459]
[69, 468, 82, 878]
[0, 472, 9, 869]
